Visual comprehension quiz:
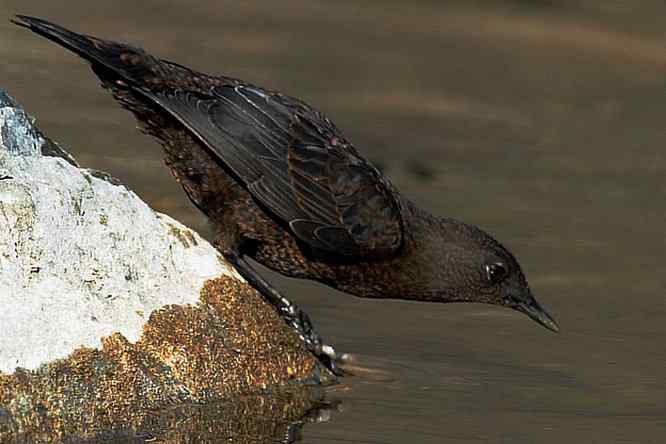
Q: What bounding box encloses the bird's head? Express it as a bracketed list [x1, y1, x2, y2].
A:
[410, 214, 559, 333]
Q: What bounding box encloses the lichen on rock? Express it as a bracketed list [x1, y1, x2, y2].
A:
[0, 276, 330, 441]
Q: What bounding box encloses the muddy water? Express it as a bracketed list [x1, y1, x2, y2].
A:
[2, 1, 665, 442]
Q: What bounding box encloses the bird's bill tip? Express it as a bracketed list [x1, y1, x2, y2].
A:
[516, 298, 560, 333]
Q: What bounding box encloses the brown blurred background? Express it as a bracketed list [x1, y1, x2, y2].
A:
[2, 1, 665, 442]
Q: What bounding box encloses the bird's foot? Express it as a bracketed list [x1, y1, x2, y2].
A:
[222, 251, 349, 377]
[280, 303, 350, 376]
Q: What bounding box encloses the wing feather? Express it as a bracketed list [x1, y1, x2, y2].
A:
[141, 83, 404, 257]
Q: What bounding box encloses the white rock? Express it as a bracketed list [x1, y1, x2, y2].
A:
[0, 90, 235, 374]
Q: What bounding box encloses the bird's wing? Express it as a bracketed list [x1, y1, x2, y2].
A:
[11, 16, 402, 256]
[144, 84, 404, 257]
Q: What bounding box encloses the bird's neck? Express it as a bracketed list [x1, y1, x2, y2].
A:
[330, 199, 454, 302]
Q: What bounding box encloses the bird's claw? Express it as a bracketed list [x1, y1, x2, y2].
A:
[288, 311, 349, 376]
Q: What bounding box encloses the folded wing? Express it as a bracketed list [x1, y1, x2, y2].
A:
[145, 84, 404, 257]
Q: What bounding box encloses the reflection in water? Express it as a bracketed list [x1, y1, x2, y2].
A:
[10, 387, 339, 444]
[130, 389, 338, 444]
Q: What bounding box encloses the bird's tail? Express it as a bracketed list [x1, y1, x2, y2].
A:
[12, 15, 162, 87]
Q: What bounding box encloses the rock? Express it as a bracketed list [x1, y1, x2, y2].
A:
[0, 90, 330, 441]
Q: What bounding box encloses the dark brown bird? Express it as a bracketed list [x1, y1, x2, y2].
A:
[14, 16, 559, 373]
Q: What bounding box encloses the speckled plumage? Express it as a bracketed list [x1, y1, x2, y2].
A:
[15, 16, 559, 371]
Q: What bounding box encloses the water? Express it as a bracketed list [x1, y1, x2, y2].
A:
[2, 1, 665, 442]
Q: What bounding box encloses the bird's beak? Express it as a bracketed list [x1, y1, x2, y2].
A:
[514, 296, 560, 333]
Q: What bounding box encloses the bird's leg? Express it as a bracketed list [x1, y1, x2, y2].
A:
[223, 251, 345, 376]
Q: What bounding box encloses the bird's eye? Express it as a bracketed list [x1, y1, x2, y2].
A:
[485, 262, 508, 285]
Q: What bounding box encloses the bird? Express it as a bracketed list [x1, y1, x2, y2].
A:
[13, 15, 559, 374]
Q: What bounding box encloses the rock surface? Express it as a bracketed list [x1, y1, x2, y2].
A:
[0, 90, 329, 441]
[0, 89, 229, 373]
